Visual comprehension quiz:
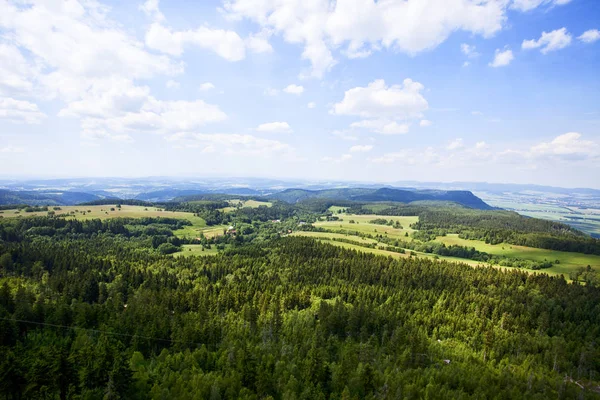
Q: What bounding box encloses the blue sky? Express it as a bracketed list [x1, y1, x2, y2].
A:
[0, 0, 599, 188]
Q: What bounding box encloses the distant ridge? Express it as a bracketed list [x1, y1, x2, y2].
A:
[269, 187, 493, 209]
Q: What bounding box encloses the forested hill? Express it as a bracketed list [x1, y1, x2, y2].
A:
[0, 189, 105, 206]
[269, 187, 493, 209]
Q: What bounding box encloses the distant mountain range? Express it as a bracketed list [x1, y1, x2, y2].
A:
[0, 189, 109, 206]
[269, 188, 493, 209]
[0, 186, 493, 210]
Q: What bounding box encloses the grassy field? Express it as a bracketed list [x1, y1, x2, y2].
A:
[437, 234, 600, 275]
[315, 214, 419, 239]
[0, 204, 219, 239]
[173, 244, 220, 257]
[0, 205, 201, 221]
[220, 199, 273, 212]
[291, 231, 493, 269]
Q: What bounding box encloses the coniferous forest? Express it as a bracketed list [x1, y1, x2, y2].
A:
[1, 214, 600, 399]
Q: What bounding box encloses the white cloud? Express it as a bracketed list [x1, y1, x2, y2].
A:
[489, 48, 514, 67]
[166, 80, 180, 89]
[223, 0, 571, 78]
[522, 28, 572, 54]
[0, 1, 182, 102]
[578, 29, 600, 44]
[283, 84, 304, 95]
[140, 0, 164, 22]
[461, 43, 479, 58]
[256, 121, 292, 133]
[199, 82, 216, 91]
[0, 145, 24, 153]
[369, 133, 598, 169]
[332, 79, 428, 120]
[145, 23, 246, 61]
[349, 145, 373, 153]
[331, 130, 358, 141]
[322, 154, 352, 163]
[0, 97, 46, 124]
[350, 119, 410, 135]
[224, 0, 526, 77]
[307, 102, 316, 109]
[471, 111, 484, 116]
[245, 31, 274, 53]
[511, 0, 573, 12]
[58, 78, 227, 141]
[475, 141, 489, 150]
[170, 132, 292, 156]
[530, 132, 598, 159]
[447, 138, 464, 150]
[0, 43, 38, 96]
[420, 120, 432, 127]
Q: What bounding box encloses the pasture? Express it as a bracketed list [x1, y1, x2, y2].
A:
[314, 214, 419, 239]
[173, 244, 220, 257]
[220, 199, 273, 212]
[437, 234, 600, 275]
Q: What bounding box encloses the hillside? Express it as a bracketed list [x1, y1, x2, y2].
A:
[0, 189, 105, 206]
[269, 187, 493, 209]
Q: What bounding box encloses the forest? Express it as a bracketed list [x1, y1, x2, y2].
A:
[1, 206, 600, 399]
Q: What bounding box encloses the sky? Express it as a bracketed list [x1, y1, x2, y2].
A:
[0, 0, 599, 188]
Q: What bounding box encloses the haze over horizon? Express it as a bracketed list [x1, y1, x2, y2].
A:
[1, 0, 599, 187]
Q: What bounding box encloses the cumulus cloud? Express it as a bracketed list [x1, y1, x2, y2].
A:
[307, 102, 316, 109]
[578, 29, 600, 44]
[223, 0, 567, 77]
[350, 120, 410, 135]
[420, 120, 432, 127]
[530, 132, 598, 160]
[283, 84, 304, 95]
[245, 31, 274, 53]
[145, 23, 247, 61]
[58, 78, 227, 141]
[333, 79, 428, 119]
[447, 138, 464, 150]
[461, 43, 479, 58]
[0, 97, 46, 124]
[0, 0, 182, 102]
[0, 145, 25, 153]
[349, 145, 373, 153]
[166, 80, 180, 89]
[199, 82, 216, 91]
[169, 132, 291, 156]
[369, 133, 598, 169]
[522, 28, 572, 54]
[331, 130, 359, 141]
[256, 121, 292, 133]
[322, 154, 352, 163]
[139, 0, 164, 22]
[333, 79, 427, 135]
[511, 0, 573, 12]
[489, 48, 514, 67]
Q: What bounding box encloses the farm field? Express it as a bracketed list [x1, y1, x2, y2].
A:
[291, 231, 493, 269]
[0, 204, 202, 221]
[219, 199, 272, 212]
[477, 192, 600, 238]
[0, 204, 223, 239]
[315, 214, 419, 239]
[173, 244, 220, 257]
[437, 234, 600, 275]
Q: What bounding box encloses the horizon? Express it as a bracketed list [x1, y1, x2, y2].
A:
[1, 174, 600, 191]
